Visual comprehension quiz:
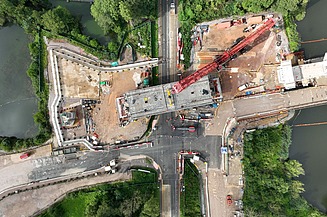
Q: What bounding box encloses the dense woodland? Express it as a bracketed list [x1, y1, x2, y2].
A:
[243, 125, 325, 217]
[178, 0, 308, 68]
[40, 170, 160, 217]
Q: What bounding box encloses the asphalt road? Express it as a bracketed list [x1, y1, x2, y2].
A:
[121, 112, 221, 217]
[161, 0, 170, 84]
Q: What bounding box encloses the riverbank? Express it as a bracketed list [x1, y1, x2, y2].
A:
[243, 125, 325, 216]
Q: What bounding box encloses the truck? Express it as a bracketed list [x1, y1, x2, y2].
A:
[238, 83, 249, 91]
[172, 125, 196, 132]
[104, 166, 112, 172]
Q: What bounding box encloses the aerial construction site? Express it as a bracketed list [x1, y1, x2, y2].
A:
[9, 10, 327, 217]
[46, 13, 324, 150]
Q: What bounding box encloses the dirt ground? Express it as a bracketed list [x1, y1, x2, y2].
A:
[48, 39, 151, 145]
[193, 16, 285, 100]
[59, 59, 100, 99]
[92, 69, 148, 144]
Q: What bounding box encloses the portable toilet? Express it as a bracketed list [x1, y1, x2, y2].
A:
[143, 78, 150, 86]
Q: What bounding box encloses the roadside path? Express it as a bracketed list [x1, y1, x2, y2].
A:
[0, 172, 130, 217]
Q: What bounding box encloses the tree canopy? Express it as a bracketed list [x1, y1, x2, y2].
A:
[91, 0, 157, 34]
[40, 170, 160, 217]
[243, 125, 325, 217]
[42, 6, 78, 35]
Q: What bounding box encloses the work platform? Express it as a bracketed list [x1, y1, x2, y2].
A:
[117, 76, 216, 120]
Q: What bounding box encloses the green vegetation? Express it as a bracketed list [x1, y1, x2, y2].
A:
[284, 15, 301, 52]
[180, 159, 201, 217]
[42, 5, 79, 35]
[90, 0, 158, 57]
[178, 0, 308, 69]
[151, 21, 159, 85]
[243, 125, 325, 217]
[39, 170, 159, 217]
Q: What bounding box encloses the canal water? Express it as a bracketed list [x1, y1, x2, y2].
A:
[296, 0, 327, 59]
[0, 25, 38, 138]
[289, 0, 327, 212]
[50, 0, 109, 44]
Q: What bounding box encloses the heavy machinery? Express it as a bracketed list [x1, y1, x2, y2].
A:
[171, 18, 276, 94]
[171, 125, 196, 132]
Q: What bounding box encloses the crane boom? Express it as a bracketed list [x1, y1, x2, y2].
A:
[171, 18, 276, 94]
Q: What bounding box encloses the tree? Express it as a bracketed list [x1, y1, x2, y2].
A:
[91, 0, 156, 34]
[290, 180, 305, 194]
[119, 0, 157, 23]
[140, 195, 160, 217]
[41, 6, 78, 35]
[284, 160, 305, 178]
[91, 0, 125, 34]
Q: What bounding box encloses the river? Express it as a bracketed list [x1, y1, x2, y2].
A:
[289, 0, 327, 212]
[0, 25, 38, 138]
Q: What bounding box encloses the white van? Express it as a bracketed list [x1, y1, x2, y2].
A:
[238, 83, 249, 91]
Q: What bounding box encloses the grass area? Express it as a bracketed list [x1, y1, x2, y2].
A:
[39, 171, 160, 217]
[141, 116, 156, 139]
[180, 159, 202, 217]
[39, 192, 97, 217]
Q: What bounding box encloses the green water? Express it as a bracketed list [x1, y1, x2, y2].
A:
[0, 25, 38, 138]
[289, 0, 327, 212]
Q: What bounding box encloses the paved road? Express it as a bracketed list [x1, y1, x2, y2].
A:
[161, 0, 170, 84]
[233, 87, 327, 119]
[121, 112, 221, 217]
[0, 151, 119, 200]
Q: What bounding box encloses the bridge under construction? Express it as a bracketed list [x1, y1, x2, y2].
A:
[117, 18, 276, 122]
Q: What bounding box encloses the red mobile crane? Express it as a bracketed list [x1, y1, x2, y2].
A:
[171, 18, 276, 94]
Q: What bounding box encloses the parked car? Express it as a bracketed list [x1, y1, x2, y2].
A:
[243, 26, 251, 33]
[170, 2, 175, 9]
[226, 195, 233, 206]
